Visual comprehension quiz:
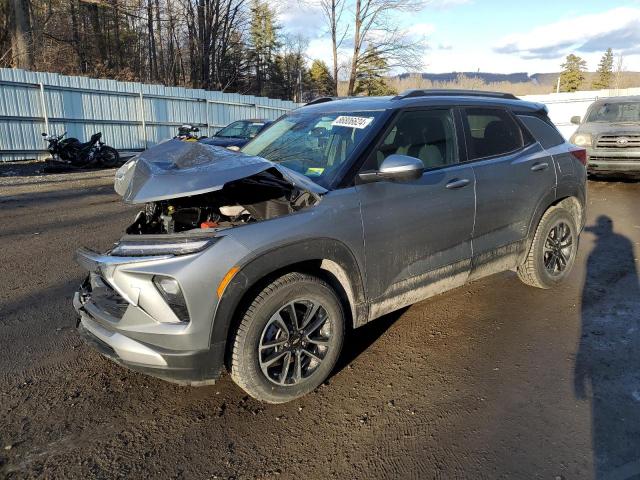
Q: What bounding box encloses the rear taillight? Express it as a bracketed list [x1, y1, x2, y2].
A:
[570, 147, 587, 166]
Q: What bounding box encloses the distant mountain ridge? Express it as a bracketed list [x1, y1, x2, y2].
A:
[396, 71, 640, 86]
[397, 72, 532, 84]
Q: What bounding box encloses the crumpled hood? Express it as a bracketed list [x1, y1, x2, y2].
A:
[114, 140, 327, 204]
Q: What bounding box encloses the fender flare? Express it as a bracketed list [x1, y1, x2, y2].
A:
[522, 181, 586, 262]
[209, 237, 368, 352]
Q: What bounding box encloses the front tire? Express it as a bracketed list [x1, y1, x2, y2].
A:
[518, 206, 578, 289]
[230, 272, 345, 403]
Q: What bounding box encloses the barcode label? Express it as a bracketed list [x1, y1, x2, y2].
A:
[331, 116, 374, 129]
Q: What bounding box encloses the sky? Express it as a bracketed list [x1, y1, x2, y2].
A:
[278, 0, 640, 76]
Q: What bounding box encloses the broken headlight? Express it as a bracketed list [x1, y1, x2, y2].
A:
[110, 236, 218, 256]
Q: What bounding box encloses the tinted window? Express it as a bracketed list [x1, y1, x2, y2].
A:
[462, 108, 524, 159]
[518, 114, 565, 149]
[216, 121, 247, 138]
[372, 109, 458, 170]
[216, 121, 266, 139]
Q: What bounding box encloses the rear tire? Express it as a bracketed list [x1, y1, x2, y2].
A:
[230, 272, 345, 403]
[99, 146, 120, 168]
[518, 206, 578, 289]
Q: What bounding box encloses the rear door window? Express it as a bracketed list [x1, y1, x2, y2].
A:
[462, 108, 525, 160]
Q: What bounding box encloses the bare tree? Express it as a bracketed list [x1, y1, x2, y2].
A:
[277, 33, 308, 101]
[346, 0, 425, 95]
[0, 0, 317, 101]
[318, 0, 347, 95]
[10, 0, 34, 68]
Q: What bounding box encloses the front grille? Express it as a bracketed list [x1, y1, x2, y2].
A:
[596, 134, 640, 149]
[86, 273, 129, 319]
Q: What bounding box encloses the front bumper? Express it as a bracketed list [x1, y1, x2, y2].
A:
[586, 148, 640, 173]
[75, 292, 224, 385]
[71, 245, 244, 386]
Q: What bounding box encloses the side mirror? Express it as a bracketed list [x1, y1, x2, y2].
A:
[571, 116, 581, 125]
[358, 154, 424, 184]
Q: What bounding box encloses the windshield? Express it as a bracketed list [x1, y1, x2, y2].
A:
[216, 121, 266, 138]
[586, 102, 640, 123]
[241, 110, 385, 188]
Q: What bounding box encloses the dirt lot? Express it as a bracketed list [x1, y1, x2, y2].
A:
[1, 164, 639, 479]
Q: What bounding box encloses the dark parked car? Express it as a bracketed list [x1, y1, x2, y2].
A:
[570, 96, 640, 175]
[75, 90, 587, 403]
[199, 119, 272, 148]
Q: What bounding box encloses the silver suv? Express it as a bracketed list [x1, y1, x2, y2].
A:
[570, 95, 640, 175]
[74, 90, 587, 403]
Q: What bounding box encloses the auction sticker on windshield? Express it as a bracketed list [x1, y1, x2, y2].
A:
[331, 116, 374, 129]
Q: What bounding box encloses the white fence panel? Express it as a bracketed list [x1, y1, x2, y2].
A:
[0, 68, 300, 161]
[521, 88, 640, 139]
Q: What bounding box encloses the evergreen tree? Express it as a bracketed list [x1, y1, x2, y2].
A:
[353, 47, 397, 96]
[248, 0, 280, 96]
[271, 52, 306, 101]
[592, 48, 614, 90]
[559, 54, 587, 92]
[308, 60, 335, 97]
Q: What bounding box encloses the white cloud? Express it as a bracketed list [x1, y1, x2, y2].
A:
[306, 37, 338, 65]
[494, 7, 640, 60]
[276, 0, 326, 38]
[405, 22, 436, 38]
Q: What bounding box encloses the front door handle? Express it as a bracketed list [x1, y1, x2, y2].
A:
[531, 162, 549, 172]
[445, 178, 470, 190]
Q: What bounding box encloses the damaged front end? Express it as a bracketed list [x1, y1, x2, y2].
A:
[115, 140, 325, 236]
[73, 140, 326, 384]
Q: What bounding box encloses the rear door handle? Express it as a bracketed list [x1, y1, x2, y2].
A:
[445, 178, 470, 190]
[531, 162, 549, 172]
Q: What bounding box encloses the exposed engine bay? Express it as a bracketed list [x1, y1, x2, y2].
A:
[126, 168, 320, 235]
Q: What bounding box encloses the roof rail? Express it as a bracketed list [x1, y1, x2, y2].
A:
[304, 96, 338, 106]
[393, 89, 519, 100]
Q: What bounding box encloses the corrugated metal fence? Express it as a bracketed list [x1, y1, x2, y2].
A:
[3, 68, 639, 161]
[0, 68, 300, 162]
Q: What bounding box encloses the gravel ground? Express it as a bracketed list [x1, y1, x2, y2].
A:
[1, 164, 639, 479]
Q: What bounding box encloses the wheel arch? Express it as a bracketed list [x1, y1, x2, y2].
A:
[521, 191, 585, 265]
[210, 238, 368, 362]
[553, 195, 584, 230]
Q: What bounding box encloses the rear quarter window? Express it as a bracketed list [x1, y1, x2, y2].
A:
[517, 114, 565, 149]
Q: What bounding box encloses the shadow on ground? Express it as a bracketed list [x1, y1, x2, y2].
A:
[588, 174, 640, 184]
[332, 307, 408, 378]
[576, 215, 640, 479]
[0, 160, 122, 179]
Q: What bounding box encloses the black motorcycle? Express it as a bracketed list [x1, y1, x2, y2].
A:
[42, 131, 120, 168]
